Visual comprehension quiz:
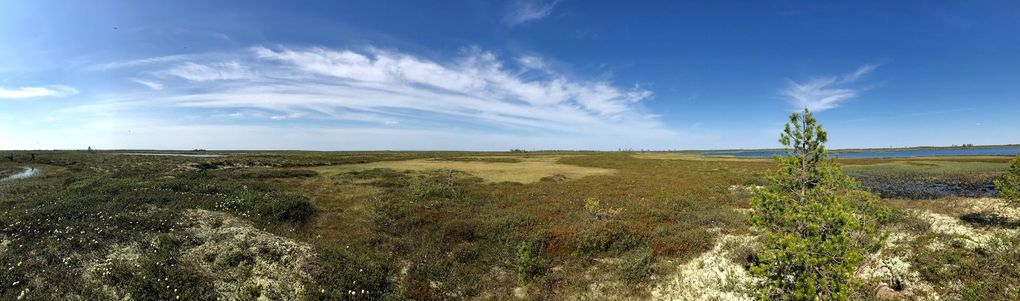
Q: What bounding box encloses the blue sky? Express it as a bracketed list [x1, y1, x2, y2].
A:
[2, 1, 1019, 150]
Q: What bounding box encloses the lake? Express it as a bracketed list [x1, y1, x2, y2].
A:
[705, 146, 1020, 159]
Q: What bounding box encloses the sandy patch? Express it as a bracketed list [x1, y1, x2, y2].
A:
[312, 156, 615, 184]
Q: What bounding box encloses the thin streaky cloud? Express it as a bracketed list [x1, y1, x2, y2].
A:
[163, 61, 253, 81]
[504, 0, 559, 27]
[840, 63, 880, 83]
[0, 85, 79, 99]
[85, 54, 200, 71]
[780, 63, 879, 112]
[130, 79, 164, 90]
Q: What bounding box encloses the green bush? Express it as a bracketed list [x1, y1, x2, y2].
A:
[618, 248, 655, 284]
[407, 176, 457, 200]
[308, 248, 396, 300]
[574, 221, 643, 256]
[749, 109, 884, 300]
[253, 194, 316, 225]
[994, 152, 1020, 206]
[514, 236, 549, 284]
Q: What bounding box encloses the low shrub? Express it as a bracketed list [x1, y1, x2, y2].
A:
[574, 221, 644, 257]
[252, 194, 316, 225]
[618, 248, 655, 284]
[308, 248, 397, 300]
[408, 177, 457, 200]
[648, 229, 714, 259]
[233, 169, 318, 179]
[514, 235, 550, 284]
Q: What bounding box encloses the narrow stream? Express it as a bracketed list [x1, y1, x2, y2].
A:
[1, 167, 39, 182]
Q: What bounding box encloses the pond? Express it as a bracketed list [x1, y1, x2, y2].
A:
[1, 167, 39, 182]
[705, 146, 1020, 159]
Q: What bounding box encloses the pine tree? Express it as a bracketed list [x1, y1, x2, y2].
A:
[749, 108, 884, 300]
[994, 152, 1020, 206]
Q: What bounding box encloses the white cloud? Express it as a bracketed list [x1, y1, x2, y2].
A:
[87, 54, 198, 71]
[780, 64, 879, 112]
[518, 55, 547, 70]
[239, 46, 653, 120]
[55, 45, 681, 150]
[504, 0, 559, 27]
[270, 112, 305, 120]
[130, 79, 164, 90]
[163, 61, 253, 81]
[0, 85, 78, 99]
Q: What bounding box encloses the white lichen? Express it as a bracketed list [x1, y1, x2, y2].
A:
[651, 234, 758, 301]
[1, 235, 10, 255]
[80, 210, 315, 301]
[961, 198, 1020, 221]
[182, 209, 315, 301]
[857, 232, 940, 301]
[82, 244, 145, 300]
[914, 209, 1015, 250]
[727, 185, 763, 196]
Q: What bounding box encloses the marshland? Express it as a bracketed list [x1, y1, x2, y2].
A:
[2, 146, 1019, 300]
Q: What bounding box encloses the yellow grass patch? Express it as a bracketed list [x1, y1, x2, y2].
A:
[631, 152, 770, 162]
[312, 156, 615, 183]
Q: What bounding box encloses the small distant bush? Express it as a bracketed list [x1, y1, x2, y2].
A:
[574, 221, 643, 256]
[583, 197, 622, 220]
[618, 248, 655, 284]
[253, 194, 316, 225]
[994, 152, 1020, 206]
[407, 177, 457, 200]
[513, 236, 549, 284]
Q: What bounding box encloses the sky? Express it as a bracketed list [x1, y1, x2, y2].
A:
[1, 1, 1019, 150]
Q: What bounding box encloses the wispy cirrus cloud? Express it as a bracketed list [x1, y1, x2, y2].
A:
[504, 0, 559, 27]
[163, 61, 253, 81]
[85, 54, 199, 71]
[0, 85, 78, 99]
[68, 45, 679, 150]
[130, 79, 164, 90]
[780, 63, 879, 112]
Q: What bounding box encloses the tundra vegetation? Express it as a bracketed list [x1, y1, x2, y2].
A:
[0, 145, 1018, 299]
